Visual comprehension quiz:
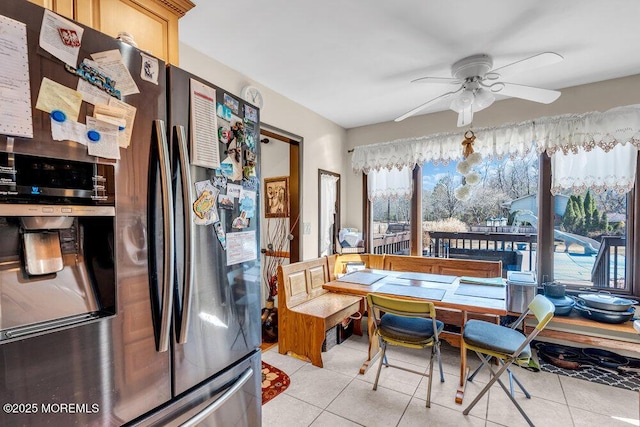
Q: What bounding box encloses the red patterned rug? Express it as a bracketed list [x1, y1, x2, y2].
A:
[261, 361, 290, 404]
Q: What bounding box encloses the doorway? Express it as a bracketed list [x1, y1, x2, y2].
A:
[259, 124, 301, 310]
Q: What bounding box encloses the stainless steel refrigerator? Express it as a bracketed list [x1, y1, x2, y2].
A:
[0, 1, 262, 425]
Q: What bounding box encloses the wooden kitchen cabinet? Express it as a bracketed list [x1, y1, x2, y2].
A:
[28, 0, 194, 65]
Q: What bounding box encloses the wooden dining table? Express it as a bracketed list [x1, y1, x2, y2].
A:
[323, 268, 508, 404]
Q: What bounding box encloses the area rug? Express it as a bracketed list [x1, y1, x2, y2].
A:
[261, 361, 290, 404]
[533, 342, 640, 392]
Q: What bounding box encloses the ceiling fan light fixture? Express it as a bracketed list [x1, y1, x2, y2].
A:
[473, 89, 495, 112]
[449, 90, 474, 112]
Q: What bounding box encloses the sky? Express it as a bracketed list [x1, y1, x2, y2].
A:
[421, 161, 459, 191]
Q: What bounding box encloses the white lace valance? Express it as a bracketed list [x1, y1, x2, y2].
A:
[535, 105, 640, 155]
[367, 166, 413, 201]
[351, 104, 640, 173]
[551, 143, 638, 195]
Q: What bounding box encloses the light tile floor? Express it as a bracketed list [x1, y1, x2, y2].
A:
[262, 331, 640, 427]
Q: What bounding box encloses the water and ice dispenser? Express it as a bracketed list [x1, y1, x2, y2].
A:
[0, 152, 116, 341]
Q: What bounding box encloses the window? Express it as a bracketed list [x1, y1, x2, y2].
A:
[362, 148, 635, 293]
[421, 151, 539, 277]
[552, 190, 627, 288]
[368, 167, 412, 254]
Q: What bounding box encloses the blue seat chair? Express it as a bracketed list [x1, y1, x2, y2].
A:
[367, 293, 445, 407]
[462, 294, 555, 427]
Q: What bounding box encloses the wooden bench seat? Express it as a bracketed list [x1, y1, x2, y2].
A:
[277, 257, 363, 367]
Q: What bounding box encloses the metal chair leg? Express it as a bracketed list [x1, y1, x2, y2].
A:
[467, 357, 486, 382]
[426, 346, 435, 407]
[469, 354, 530, 398]
[463, 353, 513, 415]
[373, 342, 387, 391]
[435, 342, 444, 383]
[493, 370, 535, 427]
[464, 352, 535, 427]
[508, 369, 531, 398]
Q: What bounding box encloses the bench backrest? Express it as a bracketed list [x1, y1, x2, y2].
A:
[327, 253, 385, 280]
[383, 254, 502, 278]
[277, 257, 331, 309]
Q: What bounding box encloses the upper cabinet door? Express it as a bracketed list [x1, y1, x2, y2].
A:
[28, 0, 74, 19]
[28, 0, 195, 65]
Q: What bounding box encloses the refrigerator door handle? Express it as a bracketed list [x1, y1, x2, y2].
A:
[154, 119, 175, 353]
[179, 367, 254, 427]
[175, 125, 195, 344]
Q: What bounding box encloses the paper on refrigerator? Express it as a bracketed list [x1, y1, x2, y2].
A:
[39, 9, 83, 67]
[77, 79, 111, 106]
[89, 51, 140, 96]
[107, 99, 136, 148]
[226, 230, 257, 266]
[95, 102, 132, 148]
[86, 116, 120, 159]
[51, 118, 88, 145]
[190, 79, 220, 169]
[35, 77, 83, 122]
[0, 14, 33, 138]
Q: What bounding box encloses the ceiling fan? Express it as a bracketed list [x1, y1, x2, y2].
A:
[395, 52, 563, 126]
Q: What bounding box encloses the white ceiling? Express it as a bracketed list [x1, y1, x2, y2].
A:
[179, 0, 640, 129]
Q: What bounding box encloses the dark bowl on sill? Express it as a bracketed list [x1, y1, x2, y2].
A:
[543, 282, 567, 298]
[545, 295, 575, 316]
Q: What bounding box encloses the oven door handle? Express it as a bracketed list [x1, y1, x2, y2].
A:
[153, 119, 175, 353]
[175, 125, 194, 344]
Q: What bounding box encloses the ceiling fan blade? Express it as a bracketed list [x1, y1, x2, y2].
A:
[395, 89, 461, 122]
[496, 82, 561, 104]
[411, 76, 462, 85]
[457, 104, 473, 127]
[491, 52, 563, 78]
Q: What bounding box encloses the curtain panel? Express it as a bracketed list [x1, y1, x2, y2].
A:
[367, 166, 413, 201]
[319, 174, 339, 256]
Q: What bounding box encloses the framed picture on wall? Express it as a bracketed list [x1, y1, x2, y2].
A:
[264, 176, 289, 218]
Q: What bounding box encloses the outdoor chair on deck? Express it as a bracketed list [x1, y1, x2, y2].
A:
[367, 293, 445, 407]
[462, 294, 555, 427]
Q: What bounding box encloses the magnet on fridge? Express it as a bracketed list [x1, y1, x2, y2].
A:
[214, 221, 226, 250]
[50, 110, 67, 123]
[87, 130, 101, 142]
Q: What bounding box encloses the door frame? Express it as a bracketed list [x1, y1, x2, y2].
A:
[260, 124, 302, 263]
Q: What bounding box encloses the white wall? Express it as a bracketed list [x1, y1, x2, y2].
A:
[344, 74, 640, 230]
[180, 43, 348, 259]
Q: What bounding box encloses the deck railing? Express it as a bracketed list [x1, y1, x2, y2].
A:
[371, 229, 627, 289]
[427, 231, 537, 275]
[371, 230, 536, 271]
[372, 231, 411, 255]
[590, 236, 626, 289]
